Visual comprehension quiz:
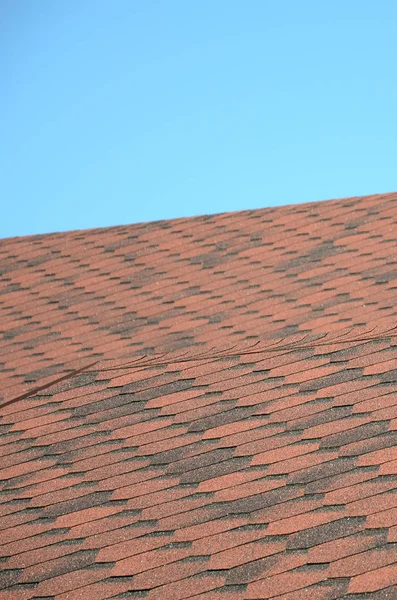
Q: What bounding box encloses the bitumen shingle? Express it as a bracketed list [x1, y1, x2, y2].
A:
[1, 191, 397, 599]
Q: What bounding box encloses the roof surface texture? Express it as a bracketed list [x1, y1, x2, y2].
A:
[1, 191, 397, 600]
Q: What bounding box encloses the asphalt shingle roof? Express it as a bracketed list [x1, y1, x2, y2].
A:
[1, 191, 397, 599]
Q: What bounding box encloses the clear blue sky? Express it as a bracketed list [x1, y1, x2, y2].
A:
[1, 1, 396, 239]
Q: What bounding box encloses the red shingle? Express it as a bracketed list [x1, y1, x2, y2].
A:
[2, 191, 397, 598]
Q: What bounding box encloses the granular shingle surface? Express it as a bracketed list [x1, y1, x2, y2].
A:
[1, 191, 397, 599]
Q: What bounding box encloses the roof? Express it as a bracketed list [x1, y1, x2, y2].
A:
[1, 191, 397, 600]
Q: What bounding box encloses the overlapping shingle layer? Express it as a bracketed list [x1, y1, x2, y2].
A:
[1, 192, 397, 599]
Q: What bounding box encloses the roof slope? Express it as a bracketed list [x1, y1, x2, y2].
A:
[1, 191, 397, 599]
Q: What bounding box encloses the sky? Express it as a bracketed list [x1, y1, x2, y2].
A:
[1, 1, 396, 239]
